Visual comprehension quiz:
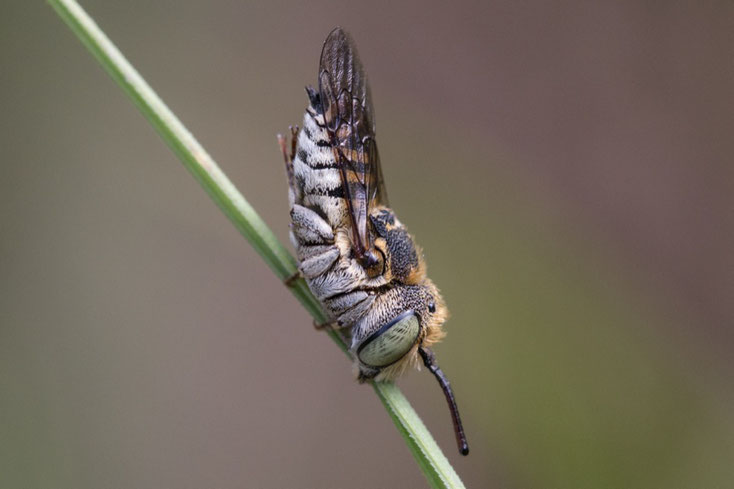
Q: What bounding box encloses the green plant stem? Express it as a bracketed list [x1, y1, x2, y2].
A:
[48, 1, 465, 487]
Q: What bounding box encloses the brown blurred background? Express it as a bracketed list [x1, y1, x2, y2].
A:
[2, 1, 733, 488]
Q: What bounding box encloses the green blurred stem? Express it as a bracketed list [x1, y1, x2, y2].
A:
[48, 1, 465, 487]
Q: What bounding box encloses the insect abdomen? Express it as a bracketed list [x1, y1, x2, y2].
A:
[292, 108, 347, 230]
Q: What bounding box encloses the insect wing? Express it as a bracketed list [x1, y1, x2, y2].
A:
[367, 137, 388, 209]
[318, 28, 387, 259]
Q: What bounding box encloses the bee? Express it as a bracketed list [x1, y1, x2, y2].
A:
[278, 27, 468, 456]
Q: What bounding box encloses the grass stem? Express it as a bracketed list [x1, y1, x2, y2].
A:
[48, 1, 466, 487]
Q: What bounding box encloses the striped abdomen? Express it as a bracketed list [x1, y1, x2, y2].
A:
[292, 106, 349, 231]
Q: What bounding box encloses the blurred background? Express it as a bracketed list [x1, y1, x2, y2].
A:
[2, 1, 733, 488]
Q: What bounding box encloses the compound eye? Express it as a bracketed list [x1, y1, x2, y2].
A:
[357, 311, 420, 368]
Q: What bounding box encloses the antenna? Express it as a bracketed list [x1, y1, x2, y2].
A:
[419, 347, 469, 456]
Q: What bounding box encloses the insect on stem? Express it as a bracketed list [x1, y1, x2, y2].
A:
[285, 26, 469, 461]
[418, 347, 470, 456]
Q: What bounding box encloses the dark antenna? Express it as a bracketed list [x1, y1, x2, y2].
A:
[418, 347, 469, 456]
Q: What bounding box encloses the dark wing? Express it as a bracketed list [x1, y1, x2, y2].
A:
[318, 27, 388, 261]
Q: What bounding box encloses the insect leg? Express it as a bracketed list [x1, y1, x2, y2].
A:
[277, 127, 300, 207]
[285, 244, 340, 286]
[290, 204, 334, 244]
[283, 271, 302, 287]
[313, 319, 341, 331]
[289, 125, 299, 161]
[299, 246, 339, 278]
[288, 205, 339, 286]
[324, 291, 375, 327]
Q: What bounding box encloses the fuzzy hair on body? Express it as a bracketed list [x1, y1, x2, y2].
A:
[283, 104, 448, 382]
